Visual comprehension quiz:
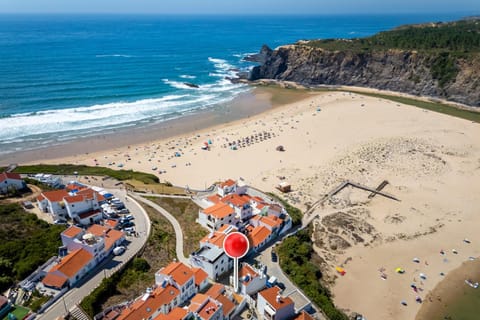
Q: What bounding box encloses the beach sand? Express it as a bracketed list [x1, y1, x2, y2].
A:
[6, 86, 480, 319]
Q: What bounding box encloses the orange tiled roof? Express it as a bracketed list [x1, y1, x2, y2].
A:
[153, 307, 188, 320]
[64, 194, 85, 204]
[259, 215, 283, 229]
[65, 183, 88, 191]
[62, 225, 83, 238]
[76, 188, 106, 202]
[203, 202, 234, 219]
[42, 271, 68, 289]
[217, 224, 237, 233]
[207, 194, 221, 204]
[205, 283, 225, 297]
[37, 194, 45, 201]
[215, 294, 235, 318]
[51, 248, 93, 278]
[159, 262, 193, 286]
[192, 267, 208, 287]
[200, 232, 227, 249]
[0, 172, 22, 182]
[247, 225, 271, 248]
[219, 179, 235, 188]
[259, 287, 294, 310]
[42, 189, 69, 202]
[87, 224, 124, 251]
[118, 284, 179, 320]
[294, 311, 315, 320]
[198, 300, 220, 320]
[105, 219, 119, 228]
[239, 263, 259, 285]
[221, 194, 250, 207]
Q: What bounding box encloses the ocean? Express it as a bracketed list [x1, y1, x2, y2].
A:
[0, 13, 467, 156]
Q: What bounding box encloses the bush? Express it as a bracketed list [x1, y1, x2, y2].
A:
[277, 229, 348, 320]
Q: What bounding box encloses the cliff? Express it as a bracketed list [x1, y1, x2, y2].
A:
[247, 19, 480, 106]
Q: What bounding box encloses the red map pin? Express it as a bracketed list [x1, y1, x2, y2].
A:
[223, 232, 249, 259]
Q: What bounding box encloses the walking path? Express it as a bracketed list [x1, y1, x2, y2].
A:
[129, 193, 189, 265]
[39, 190, 150, 320]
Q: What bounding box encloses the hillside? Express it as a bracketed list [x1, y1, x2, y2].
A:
[247, 18, 480, 106]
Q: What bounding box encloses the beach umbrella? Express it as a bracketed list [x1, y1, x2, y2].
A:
[412, 257, 420, 263]
[401, 300, 407, 306]
[395, 267, 405, 274]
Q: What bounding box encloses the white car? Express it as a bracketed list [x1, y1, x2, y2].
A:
[113, 246, 126, 256]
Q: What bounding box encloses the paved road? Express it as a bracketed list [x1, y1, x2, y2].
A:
[131, 192, 191, 199]
[129, 194, 189, 265]
[39, 190, 150, 320]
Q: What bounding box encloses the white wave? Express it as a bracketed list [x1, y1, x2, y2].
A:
[162, 79, 198, 90]
[96, 54, 133, 58]
[179, 74, 197, 79]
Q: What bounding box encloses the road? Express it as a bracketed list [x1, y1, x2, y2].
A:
[38, 189, 151, 320]
[129, 194, 189, 265]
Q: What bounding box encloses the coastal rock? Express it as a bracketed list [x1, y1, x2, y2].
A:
[244, 44, 273, 64]
[248, 43, 480, 107]
[183, 82, 199, 88]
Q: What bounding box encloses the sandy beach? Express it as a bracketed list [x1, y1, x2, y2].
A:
[5, 86, 480, 319]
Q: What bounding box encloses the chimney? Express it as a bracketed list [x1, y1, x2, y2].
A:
[276, 295, 282, 303]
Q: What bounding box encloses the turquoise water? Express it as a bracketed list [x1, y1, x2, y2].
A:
[0, 14, 467, 155]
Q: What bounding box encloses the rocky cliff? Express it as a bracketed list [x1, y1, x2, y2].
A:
[247, 20, 480, 107]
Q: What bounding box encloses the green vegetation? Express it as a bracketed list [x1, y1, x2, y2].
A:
[0, 203, 64, 292]
[347, 90, 480, 123]
[2, 305, 30, 320]
[24, 290, 49, 313]
[267, 192, 303, 226]
[277, 228, 348, 320]
[14, 164, 159, 184]
[305, 19, 480, 53]
[80, 203, 176, 317]
[147, 197, 208, 256]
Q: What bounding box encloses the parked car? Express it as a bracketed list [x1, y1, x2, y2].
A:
[54, 219, 68, 225]
[271, 251, 278, 262]
[113, 246, 126, 256]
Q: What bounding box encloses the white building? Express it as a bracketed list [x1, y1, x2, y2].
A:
[155, 262, 197, 305]
[188, 293, 223, 320]
[217, 179, 236, 197]
[0, 172, 25, 194]
[238, 263, 267, 296]
[37, 189, 69, 220]
[190, 243, 232, 280]
[198, 202, 237, 231]
[257, 286, 295, 320]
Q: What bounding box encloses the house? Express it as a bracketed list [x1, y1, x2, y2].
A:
[0, 172, 25, 194]
[198, 202, 237, 231]
[117, 285, 180, 320]
[249, 215, 284, 236]
[42, 248, 94, 290]
[37, 189, 69, 220]
[200, 225, 237, 249]
[190, 243, 232, 280]
[192, 267, 209, 292]
[64, 188, 104, 221]
[257, 286, 295, 320]
[155, 262, 197, 305]
[276, 182, 291, 193]
[217, 179, 236, 197]
[246, 225, 272, 252]
[86, 224, 125, 255]
[0, 296, 12, 318]
[205, 284, 237, 320]
[221, 193, 253, 221]
[188, 293, 223, 320]
[238, 263, 267, 296]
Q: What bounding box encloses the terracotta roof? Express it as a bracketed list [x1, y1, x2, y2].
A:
[294, 311, 315, 320]
[154, 307, 188, 320]
[105, 219, 119, 228]
[198, 300, 221, 320]
[42, 271, 68, 289]
[65, 183, 88, 191]
[42, 189, 69, 202]
[76, 188, 106, 202]
[215, 294, 235, 318]
[221, 194, 250, 207]
[189, 294, 221, 320]
[37, 194, 45, 201]
[64, 194, 85, 204]
[159, 262, 193, 286]
[200, 232, 227, 249]
[202, 202, 234, 219]
[62, 225, 83, 238]
[252, 196, 265, 203]
[118, 285, 179, 320]
[51, 248, 93, 278]
[239, 263, 259, 285]
[217, 225, 237, 233]
[259, 215, 283, 229]
[205, 283, 225, 297]
[259, 286, 294, 310]
[247, 225, 271, 248]
[87, 224, 124, 251]
[192, 267, 208, 287]
[219, 179, 236, 188]
[207, 194, 221, 204]
[0, 172, 22, 182]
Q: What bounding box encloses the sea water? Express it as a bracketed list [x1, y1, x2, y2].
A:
[0, 13, 466, 155]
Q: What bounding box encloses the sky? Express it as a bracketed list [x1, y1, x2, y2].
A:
[0, 0, 478, 15]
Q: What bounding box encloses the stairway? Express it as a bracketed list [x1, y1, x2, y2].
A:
[69, 305, 91, 320]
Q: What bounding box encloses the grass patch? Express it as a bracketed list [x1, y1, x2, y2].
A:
[146, 197, 208, 256]
[0, 203, 64, 292]
[80, 203, 176, 317]
[13, 164, 159, 184]
[277, 228, 348, 320]
[347, 90, 480, 123]
[266, 192, 303, 226]
[125, 179, 186, 195]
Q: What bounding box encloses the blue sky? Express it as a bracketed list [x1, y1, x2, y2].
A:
[0, 0, 478, 14]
